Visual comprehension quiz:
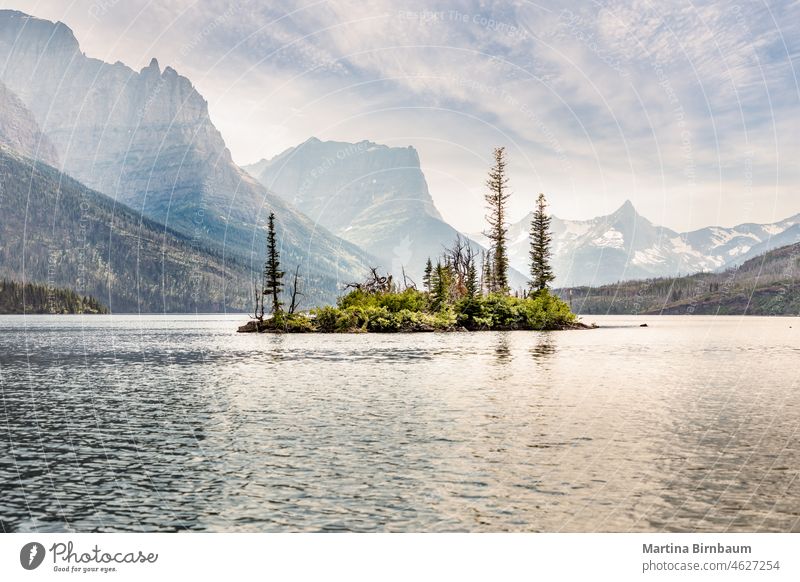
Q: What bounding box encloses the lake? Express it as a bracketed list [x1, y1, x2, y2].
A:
[0, 314, 798, 532]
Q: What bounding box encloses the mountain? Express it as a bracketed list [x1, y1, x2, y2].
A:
[0, 10, 375, 302]
[478, 200, 800, 287]
[683, 217, 800, 267]
[558, 241, 800, 316]
[0, 145, 252, 312]
[0, 79, 58, 166]
[244, 138, 473, 282]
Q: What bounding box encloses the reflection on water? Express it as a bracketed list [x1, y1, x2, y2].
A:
[0, 314, 798, 532]
[494, 333, 512, 364]
[530, 335, 556, 362]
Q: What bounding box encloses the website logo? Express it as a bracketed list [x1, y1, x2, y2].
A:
[20, 542, 46, 570]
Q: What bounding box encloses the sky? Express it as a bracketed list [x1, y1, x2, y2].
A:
[5, 0, 799, 233]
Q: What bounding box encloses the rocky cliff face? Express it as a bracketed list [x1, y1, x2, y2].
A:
[245, 138, 480, 282]
[0, 80, 58, 166]
[0, 10, 376, 301]
[248, 138, 443, 231]
[0, 11, 238, 212]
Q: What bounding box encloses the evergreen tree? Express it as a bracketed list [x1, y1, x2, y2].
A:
[432, 261, 449, 310]
[423, 257, 433, 292]
[0, 279, 107, 314]
[264, 212, 284, 315]
[466, 254, 478, 299]
[484, 146, 510, 293]
[481, 251, 492, 295]
[529, 192, 555, 292]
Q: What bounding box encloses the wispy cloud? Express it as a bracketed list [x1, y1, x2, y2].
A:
[4, 0, 798, 231]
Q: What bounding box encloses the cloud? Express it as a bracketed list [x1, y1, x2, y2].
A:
[3, 0, 797, 231]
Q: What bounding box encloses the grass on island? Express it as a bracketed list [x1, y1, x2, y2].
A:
[242, 287, 578, 333]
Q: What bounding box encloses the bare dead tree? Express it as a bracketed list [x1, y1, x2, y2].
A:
[253, 278, 264, 321]
[346, 267, 394, 294]
[400, 266, 418, 291]
[441, 234, 477, 300]
[288, 265, 304, 315]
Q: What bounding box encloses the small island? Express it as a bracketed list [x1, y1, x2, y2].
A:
[240, 148, 591, 333]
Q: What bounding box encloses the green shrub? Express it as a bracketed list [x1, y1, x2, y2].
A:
[338, 288, 429, 313]
[312, 289, 574, 332]
[365, 306, 401, 332]
[433, 307, 457, 329]
[482, 293, 520, 329]
[338, 289, 377, 310]
[377, 288, 429, 312]
[338, 306, 369, 332]
[397, 309, 439, 331]
[457, 296, 482, 328]
[283, 313, 314, 332]
[311, 305, 339, 332]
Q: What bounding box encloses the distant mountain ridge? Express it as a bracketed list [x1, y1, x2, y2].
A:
[558, 241, 800, 316]
[0, 9, 376, 303]
[244, 137, 529, 287]
[243, 137, 466, 283]
[0, 145, 252, 312]
[474, 200, 800, 287]
[3, 9, 795, 297]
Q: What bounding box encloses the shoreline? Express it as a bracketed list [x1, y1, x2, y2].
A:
[237, 319, 598, 333]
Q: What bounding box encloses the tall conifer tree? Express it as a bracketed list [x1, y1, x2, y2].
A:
[529, 192, 555, 292]
[484, 147, 510, 293]
[264, 212, 284, 315]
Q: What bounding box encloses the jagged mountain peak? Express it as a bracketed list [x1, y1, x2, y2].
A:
[613, 199, 636, 215]
[0, 10, 80, 56]
[248, 136, 439, 224]
[286, 136, 415, 157]
[0, 10, 228, 204]
[141, 57, 160, 75]
[0, 10, 379, 303]
[245, 137, 490, 282]
[499, 201, 800, 287]
[606, 199, 652, 226]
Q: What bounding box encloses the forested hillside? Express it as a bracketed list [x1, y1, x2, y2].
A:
[0, 146, 252, 313]
[558, 243, 800, 316]
[0, 279, 107, 314]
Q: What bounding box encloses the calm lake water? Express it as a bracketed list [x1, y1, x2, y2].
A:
[0, 314, 798, 532]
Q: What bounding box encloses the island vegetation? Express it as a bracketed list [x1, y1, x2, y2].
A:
[239, 147, 584, 333]
[0, 279, 108, 314]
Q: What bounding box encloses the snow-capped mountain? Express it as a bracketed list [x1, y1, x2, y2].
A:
[474, 200, 800, 287]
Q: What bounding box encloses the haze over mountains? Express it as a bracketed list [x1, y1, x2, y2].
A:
[0, 9, 375, 302]
[0, 145, 251, 312]
[0, 79, 58, 167]
[0, 9, 797, 310]
[475, 201, 800, 287]
[244, 137, 482, 283]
